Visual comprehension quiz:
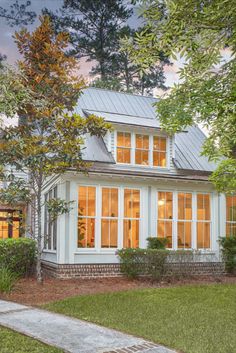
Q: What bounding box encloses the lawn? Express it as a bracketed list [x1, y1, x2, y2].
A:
[0, 326, 62, 353]
[44, 284, 236, 353]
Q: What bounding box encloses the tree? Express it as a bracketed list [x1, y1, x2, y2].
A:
[0, 0, 36, 27]
[0, 1, 36, 64]
[44, 0, 132, 80]
[0, 16, 109, 282]
[126, 0, 236, 192]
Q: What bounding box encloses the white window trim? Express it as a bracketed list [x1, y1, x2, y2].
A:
[114, 130, 170, 169]
[155, 190, 213, 251]
[76, 184, 143, 253]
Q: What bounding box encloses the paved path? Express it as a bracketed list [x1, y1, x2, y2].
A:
[0, 300, 177, 353]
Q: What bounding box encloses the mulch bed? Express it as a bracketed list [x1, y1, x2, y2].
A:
[1, 275, 235, 306]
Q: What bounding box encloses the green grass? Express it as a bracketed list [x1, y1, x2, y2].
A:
[44, 284, 236, 353]
[0, 326, 62, 353]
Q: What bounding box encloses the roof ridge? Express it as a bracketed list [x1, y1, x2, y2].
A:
[85, 87, 159, 100]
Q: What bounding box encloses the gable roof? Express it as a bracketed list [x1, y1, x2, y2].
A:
[76, 87, 217, 173]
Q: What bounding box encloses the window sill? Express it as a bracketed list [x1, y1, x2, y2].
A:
[42, 250, 57, 254]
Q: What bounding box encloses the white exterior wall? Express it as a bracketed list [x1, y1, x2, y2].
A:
[42, 172, 226, 265]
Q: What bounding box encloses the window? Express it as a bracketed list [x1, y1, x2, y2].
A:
[157, 192, 173, 248]
[0, 210, 22, 239]
[101, 188, 118, 248]
[177, 193, 192, 249]
[123, 189, 140, 248]
[44, 186, 57, 251]
[135, 134, 149, 165]
[78, 186, 96, 248]
[226, 195, 236, 236]
[197, 194, 211, 249]
[153, 136, 167, 167]
[116, 132, 131, 163]
[116, 132, 168, 167]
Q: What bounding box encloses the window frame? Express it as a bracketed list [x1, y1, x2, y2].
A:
[101, 186, 119, 249]
[155, 189, 212, 251]
[115, 130, 169, 169]
[225, 194, 236, 237]
[44, 186, 58, 252]
[76, 184, 142, 252]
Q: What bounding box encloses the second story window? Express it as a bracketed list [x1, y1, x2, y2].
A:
[153, 136, 167, 167]
[116, 132, 131, 164]
[135, 134, 149, 165]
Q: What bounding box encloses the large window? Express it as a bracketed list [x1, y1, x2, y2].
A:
[78, 186, 96, 248]
[135, 134, 149, 165]
[116, 131, 167, 167]
[177, 193, 192, 249]
[197, 194, 211, 249]
[123, 189, 140, 248]
[157, 192, 173, 248]
[116, 132, 131, 164]
[226, 195, 236, 236]
[153, 136, 167, 167]
[0, 210, 22, 239]
[44, 186, 57, 251]
[101, 188, 118, 248]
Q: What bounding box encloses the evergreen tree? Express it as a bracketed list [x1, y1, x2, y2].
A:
[44, 0, 132, 80]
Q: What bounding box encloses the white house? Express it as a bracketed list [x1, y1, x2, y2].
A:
[38, 88, 235, 277]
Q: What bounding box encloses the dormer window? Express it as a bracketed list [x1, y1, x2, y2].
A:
[116, 132, 131, 164]
[135, 134, 149, 165]
[153, 136, 167, 167]
[115, 131, 168, 168]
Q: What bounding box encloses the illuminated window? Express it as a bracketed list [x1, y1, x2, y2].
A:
[123, 189, 140, 248]
[197, 194, 211, 249]
[157, 192, 173, 248]
[101, 188, 118, 248]
[44, 186, 57, 250]
[153, 136, 167, 167]
[0, 210, 22, 239]
[177, 193, 192, 249]
[116, 132, 131, 163]
[78, 186, 96, 248]
[226, 195, 236, 236]
[135, 134, 149, 165]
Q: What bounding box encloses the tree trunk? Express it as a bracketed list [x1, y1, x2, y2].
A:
[36, 186, 43, 283]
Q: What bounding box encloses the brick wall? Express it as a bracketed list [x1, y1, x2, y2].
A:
[42, 261, 225, 279]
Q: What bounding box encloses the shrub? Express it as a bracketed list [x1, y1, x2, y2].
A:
[117, 248, 197, 280]
[117, 248, 169, 280]
[0, 238, 36, 276]
[219, 236, 236, 273]
[147, 237, 168, 249]
[0, 267, 18, 293]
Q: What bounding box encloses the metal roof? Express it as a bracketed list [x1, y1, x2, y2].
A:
[76, 88, 217, 173]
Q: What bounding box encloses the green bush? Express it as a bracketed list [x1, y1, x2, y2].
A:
[117, 248, 197, 280]
[147, 237, 168, 249]
[219, 236, 236, 273]
[0, 268, 18, 293]
[0, 238, 36, 276]
[117, 248, 169, 280]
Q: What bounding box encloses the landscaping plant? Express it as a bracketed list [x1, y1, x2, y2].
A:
[0, 267, 18, 293]
[0, 238, 36, 276]
[219, 235, 236, 273]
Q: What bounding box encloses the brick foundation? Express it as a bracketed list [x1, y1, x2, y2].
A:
[42, 261, 225, 279]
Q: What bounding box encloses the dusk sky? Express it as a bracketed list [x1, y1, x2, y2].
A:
[0, 0, 182, 92]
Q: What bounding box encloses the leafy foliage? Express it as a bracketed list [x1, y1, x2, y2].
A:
[45, 1, 169, 95]
[127, 0, 236, 191]
[0, 267, 18, 293]
[146, 236, 168, 249]
[0, 16, 109, 282]
[0, 238, 36, 276]
[219, 236, 236, 273]
[0, 0, 36, 27]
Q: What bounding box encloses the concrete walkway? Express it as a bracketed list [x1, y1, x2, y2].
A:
[0, 300, 177, 353]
